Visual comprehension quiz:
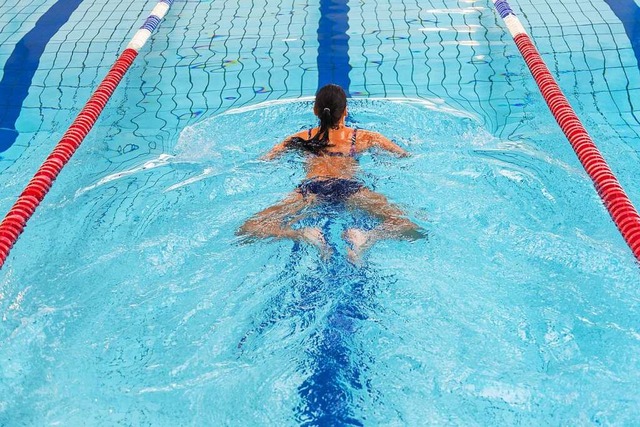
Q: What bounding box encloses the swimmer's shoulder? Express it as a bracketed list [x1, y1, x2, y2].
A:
[292, 128, 312, 140]
[354, 129, 385, 149]
[354, 129, 408, 156]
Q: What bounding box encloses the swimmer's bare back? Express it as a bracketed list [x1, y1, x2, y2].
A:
[262, 126, 409, 179]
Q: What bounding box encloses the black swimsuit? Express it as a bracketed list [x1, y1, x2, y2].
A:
[298, 178, 363, 202]
[297, 128, 363, 202]
[313, 127, 357, 158]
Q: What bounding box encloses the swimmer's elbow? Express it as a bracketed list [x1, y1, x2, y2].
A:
[237, 220, 254, 236]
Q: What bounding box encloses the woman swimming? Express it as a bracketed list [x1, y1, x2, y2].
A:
[238, 84, 424, 262]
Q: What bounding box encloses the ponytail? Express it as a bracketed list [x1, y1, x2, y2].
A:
[286, 84, 347, 155]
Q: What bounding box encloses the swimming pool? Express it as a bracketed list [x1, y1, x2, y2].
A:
[1, 0, 640, 424]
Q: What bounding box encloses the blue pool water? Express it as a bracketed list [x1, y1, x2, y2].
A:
[1, 0, 640, 425]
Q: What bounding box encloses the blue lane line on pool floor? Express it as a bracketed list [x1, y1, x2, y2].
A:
[317, 0, 351, 95]
[295, 234, 366, 426]
[299, 1, 354, 422]
[0, 0, 84, 153]
[603, 0, 640, 69]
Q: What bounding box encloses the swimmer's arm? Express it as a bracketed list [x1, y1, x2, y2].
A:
[365, 131, 410, 157]
[261, 141, 288, 160]
[261, 130, 307, 160]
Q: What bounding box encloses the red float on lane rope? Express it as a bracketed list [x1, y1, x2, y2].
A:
[513, 33, 640, 261]
[0, 49, 138, 268]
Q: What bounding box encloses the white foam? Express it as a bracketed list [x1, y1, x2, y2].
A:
[164, 167, 216, 192]
[75, 154, 174, 196]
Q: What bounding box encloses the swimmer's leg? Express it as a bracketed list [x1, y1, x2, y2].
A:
[237, 191, 331, 258]
[343, 188, 425, 263]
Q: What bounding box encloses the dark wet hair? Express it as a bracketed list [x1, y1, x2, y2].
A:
[286, 84, 347, 154]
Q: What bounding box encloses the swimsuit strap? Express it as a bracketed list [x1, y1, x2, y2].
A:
[350, 129, 357, 156]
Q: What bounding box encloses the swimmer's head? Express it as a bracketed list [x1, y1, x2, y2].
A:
[313, 84, 347, 129]
[285, 84, 347, 153]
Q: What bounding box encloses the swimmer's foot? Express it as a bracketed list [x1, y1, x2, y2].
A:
[298, 227, 332, 260]
[343, 228, 371, 265]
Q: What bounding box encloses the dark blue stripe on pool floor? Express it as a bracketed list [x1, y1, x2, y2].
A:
[296, 3, 356, 422]
[603, 0, 640, 69]
[0, 0, 84, 152]
[317, 0, 351, 95]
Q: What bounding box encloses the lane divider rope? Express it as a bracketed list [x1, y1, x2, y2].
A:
[492, 0, 640, 262]
[0, 0, 174, 269]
